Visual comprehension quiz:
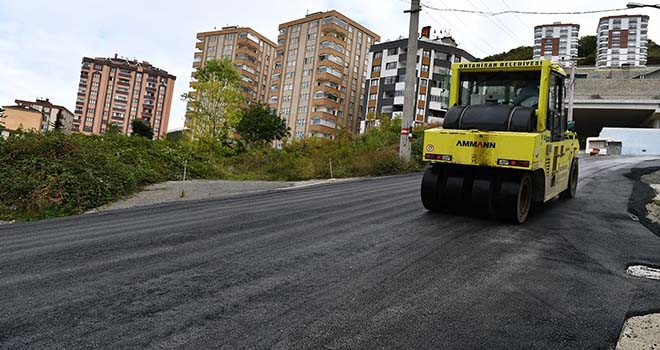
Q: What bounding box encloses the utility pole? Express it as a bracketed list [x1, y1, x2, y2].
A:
[400, 0, 421, 162]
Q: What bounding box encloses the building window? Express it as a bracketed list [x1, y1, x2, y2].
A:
[374, 51, 383, 59]
[369, 93, 377, 100]
[387, 48, 398, 56]
[372, 65, 381, 72]
[383, 76, 397, 84]
[304, 57, 314, 65]
[385, 62, 397, 70]
[307, 33, 317, 41]
[370, 79, 379, 86]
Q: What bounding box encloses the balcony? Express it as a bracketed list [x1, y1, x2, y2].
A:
[319, 40, 345, 55]
[309, 122, 336, 134]
[236, 44, 258, 57]
[192, 60, 202, 68]
[320, 35, 346, 49]
[316, 71, 343, 85]
[195, 41, 205, 50]
[318, 55, 344, 71]
[311, 110, 338, 123]
[313, 92, 341, 109]
[321, 16, 348, 37]
[313, 84, 340, 96]
[237, 36, 259, 50]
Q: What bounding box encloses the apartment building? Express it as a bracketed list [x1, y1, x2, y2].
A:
[74, 55, 176, 138]
[188, 26, 277, 127]
[533, 22, 580, 63]
[363, 33, 475, 125]
[14, 98, 73, 133]
[596, 15, 650, 68]
[269, 11, 380, 139]
[0, 105, 42, 137]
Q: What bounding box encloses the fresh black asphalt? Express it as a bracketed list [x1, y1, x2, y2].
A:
[1, 156, 660, 349]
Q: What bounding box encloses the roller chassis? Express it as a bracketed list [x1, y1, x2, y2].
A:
[421, 59, 579, 223]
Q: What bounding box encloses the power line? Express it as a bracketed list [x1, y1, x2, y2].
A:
[467, 0, 525, 42]
[420, 3, 629, 16]
[423, 9, 492, 57]
[500, 0, 533, 33]
[424, 0, 500, 53]
[398, 0, 496, 57]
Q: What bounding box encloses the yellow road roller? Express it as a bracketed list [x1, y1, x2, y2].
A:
[421, 59, 579, 223]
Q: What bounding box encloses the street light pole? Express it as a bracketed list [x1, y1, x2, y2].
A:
[400, 0, 421, 162]
[567, 61, 576, 122]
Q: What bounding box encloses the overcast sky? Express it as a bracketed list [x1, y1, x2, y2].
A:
[1, 0, 658, 131]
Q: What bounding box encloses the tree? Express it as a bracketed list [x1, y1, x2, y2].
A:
[236, 103, 290, 146]
[131, 118, 154, 139]
[577, 35, 597, 65]
[0, 107, 5, 131]
[106, 122, 122, 135]
[182, 58, 245, 146]
[648, 39, 660, 65]
[53, 111, 64, 131]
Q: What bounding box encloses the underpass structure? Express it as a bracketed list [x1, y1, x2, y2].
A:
[573, 66, 660, 142]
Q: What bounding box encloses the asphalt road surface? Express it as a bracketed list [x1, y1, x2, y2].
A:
[2, 156, 660, 350]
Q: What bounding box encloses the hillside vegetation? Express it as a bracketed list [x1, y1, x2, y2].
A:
[482, 36, 660, 66]
[0, 119, 425, 221]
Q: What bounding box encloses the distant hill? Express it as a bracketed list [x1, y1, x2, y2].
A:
[481, 37, 659, 66]
[482, 46, 533, 61]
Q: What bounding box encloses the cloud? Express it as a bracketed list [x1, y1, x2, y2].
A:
[0, 0, 657, 131]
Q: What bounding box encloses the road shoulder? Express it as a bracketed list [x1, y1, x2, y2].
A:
[90, 177, 362, 213]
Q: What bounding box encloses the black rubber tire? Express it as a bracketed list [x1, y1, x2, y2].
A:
[496, 173, 533, 224]
[421, 165, 446, 211]
[471, 174, 498, 218]
[560, 158, 579, 199]
[443, 169, 472, 213]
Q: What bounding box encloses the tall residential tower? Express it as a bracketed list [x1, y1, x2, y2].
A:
[188, 26, 277, 127]
[269, 11, 380, 139]
[596, 15, 649, 67]
[363, 33, 475, 126]
[533, 22, 580, 63]
[74, 55, 176, 138]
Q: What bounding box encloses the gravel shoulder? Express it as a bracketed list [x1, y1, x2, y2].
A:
[92, 178, 362, 212]
[617, 159, 660, 350]
[625, 162, 660, 236]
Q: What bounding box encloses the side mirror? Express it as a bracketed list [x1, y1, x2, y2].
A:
[567, 120, 575, 132]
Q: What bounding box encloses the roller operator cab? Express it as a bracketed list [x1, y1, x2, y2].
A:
[421, 59, 579, 223]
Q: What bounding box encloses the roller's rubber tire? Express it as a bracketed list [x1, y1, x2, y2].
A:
[496, 173, 533, 224]
[471, 174, 498, 219]
[443, 169, 472, 214]
[421, 165, 446, 211]
[560, 158, 579, 199]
